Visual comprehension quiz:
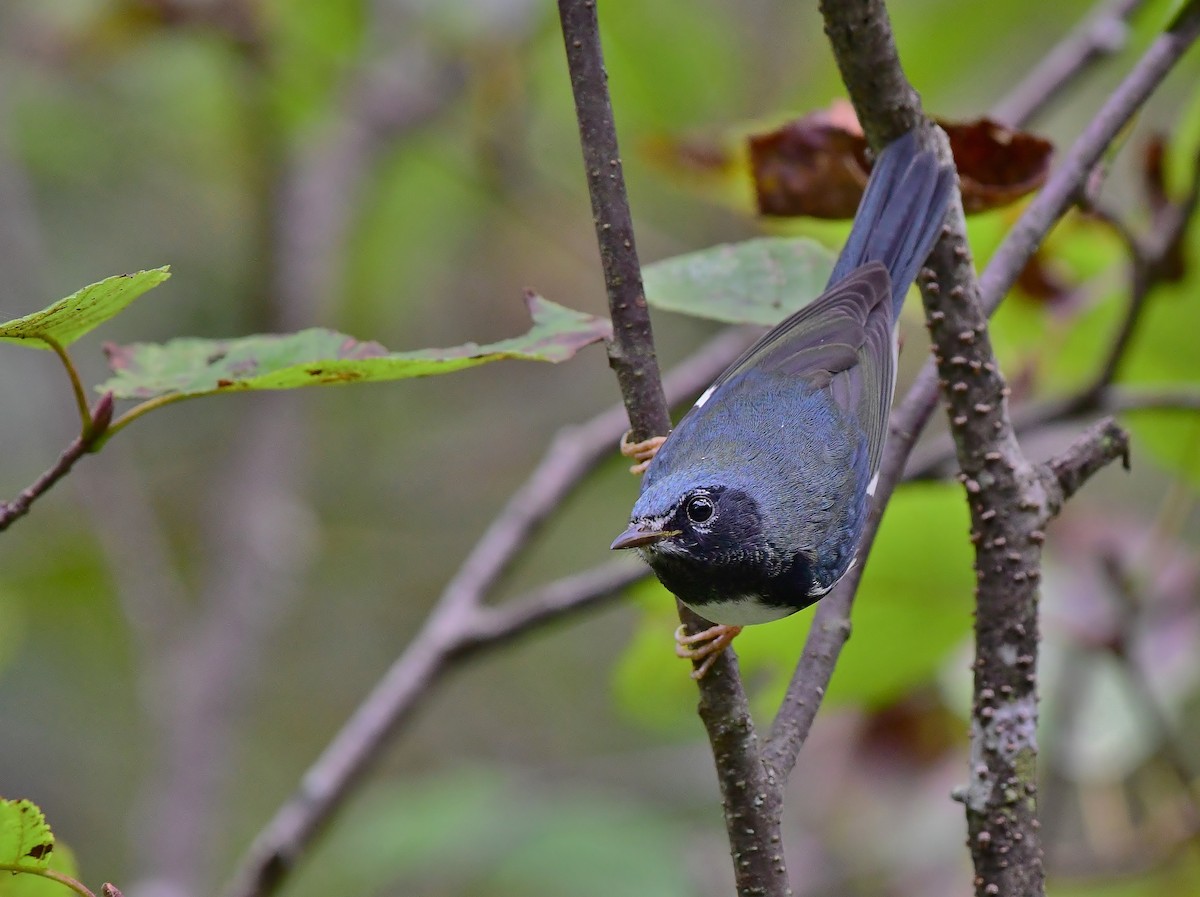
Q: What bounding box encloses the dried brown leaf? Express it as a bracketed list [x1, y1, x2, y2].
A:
[749, 105, 1053, 218]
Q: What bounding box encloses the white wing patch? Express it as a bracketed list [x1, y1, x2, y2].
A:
[693, 384, 717, 409]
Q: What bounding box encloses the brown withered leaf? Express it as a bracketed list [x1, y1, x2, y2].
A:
[946, 118, 1054, 214]
[749, 104, 871, 218]
[749, 106, 1053, 218]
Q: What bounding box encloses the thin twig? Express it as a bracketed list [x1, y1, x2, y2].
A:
[0, 865, 96, 897]
[464, 557, 650, 646]
[557, 3, 789, 894]
[557, 0, 670, 442]
[979, 1, 1200, 317]
[991, 0, 1147, 126]
[1044, 416, 1131, 509]
[220, 559, 649, 897]
[0, 393, 112, 532]
[1085, 145, 1200, 394]
[0, 434, 89, 531]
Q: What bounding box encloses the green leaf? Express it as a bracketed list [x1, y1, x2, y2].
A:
[614, 483, 974, 732]
[0, 843, 78, 897]
[98, 293, 611, 400]
[0, 799, 55, 872]
[0, 268, 170, 349]
[642, 237, 834, 325]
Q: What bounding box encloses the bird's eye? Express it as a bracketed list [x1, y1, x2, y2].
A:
[685, 494, 715, 524]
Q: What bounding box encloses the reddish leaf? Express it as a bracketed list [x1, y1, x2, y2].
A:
[748, 105, 1053, 218]
[945, 118, 1054, 214]
[749, 104, 870, 218]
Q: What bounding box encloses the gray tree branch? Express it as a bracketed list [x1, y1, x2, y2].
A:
[555, 3, 787, 893]
[786, 3, 1200, 896]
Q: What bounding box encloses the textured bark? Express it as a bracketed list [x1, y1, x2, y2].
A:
[557, 4, 787, 893]
[557, 0, 671, 441]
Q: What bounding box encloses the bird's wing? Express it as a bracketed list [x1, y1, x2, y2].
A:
[706, 262, 896, 475]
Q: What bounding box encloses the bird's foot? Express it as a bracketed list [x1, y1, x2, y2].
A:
[620, 430, 667, 475]
[674, 623, 742, 679]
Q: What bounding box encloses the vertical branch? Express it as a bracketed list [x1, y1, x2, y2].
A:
[556, 4, 788, 895]
[556, 0, 671, 441]
[766, 0, 1135, 770]
[813, 5, 1200, 897]
[818, 3, 1074, 896]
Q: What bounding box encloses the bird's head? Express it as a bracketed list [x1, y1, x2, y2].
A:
[610, 478, 768, 567]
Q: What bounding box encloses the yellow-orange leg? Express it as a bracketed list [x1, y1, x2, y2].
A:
[620, 430, 668, 475]
[675, 623, 742, 679]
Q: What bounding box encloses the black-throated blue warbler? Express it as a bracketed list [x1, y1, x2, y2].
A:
[611, 130, 954, 675]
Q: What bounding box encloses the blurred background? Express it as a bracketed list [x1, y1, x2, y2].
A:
[1, 0, 1199, 895]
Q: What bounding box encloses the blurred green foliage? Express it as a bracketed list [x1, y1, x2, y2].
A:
[1, 1, 1199, 897]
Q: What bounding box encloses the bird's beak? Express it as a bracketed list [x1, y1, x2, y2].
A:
[610, 520, 680, 550]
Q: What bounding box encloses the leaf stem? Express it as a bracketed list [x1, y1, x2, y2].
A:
[0, 864, 97, 897]
[41, 335, 92, 438]
[102, 393, 194, 444]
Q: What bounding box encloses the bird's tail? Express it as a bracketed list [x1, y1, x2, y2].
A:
[826, 130, 956, 318]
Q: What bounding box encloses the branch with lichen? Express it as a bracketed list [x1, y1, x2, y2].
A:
[799, 3, 1200, 896]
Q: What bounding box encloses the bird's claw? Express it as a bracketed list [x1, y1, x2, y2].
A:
[620, 430, 667, 474]
[674, 623, 742, 679]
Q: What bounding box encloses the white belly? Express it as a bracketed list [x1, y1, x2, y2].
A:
[682, 595, 798, 626]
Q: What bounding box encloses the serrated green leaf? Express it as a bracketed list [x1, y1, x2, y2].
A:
[0, 843, 78, 897]
[0, 268, 170, 349]
[0, 799, 55, 872]
[97, 293, 611, 400]
[643, 237, 834, 325]
[614, 483, 973, 731]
